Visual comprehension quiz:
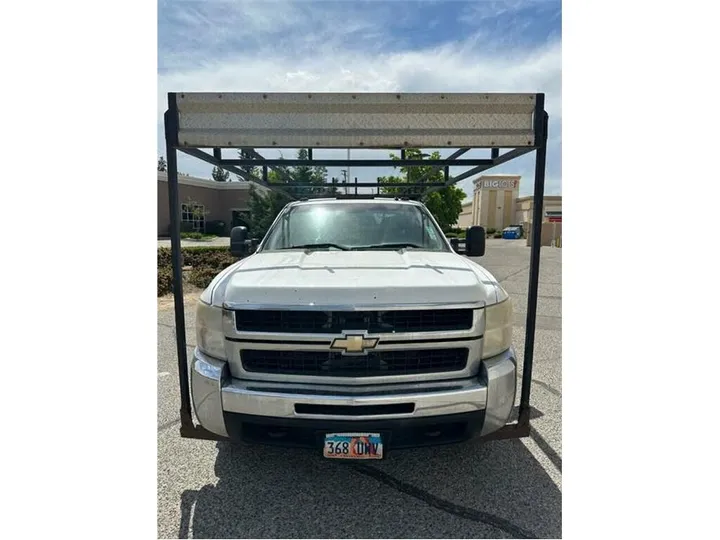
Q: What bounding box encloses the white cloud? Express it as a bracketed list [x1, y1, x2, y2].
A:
[157, 2, 561, 197]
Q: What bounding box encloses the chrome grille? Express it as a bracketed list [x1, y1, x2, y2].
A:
[234, 309, 473, 334]
[241, 348, 469, 377]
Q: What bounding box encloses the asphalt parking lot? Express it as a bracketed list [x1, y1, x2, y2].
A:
[157, 239, 562, 538]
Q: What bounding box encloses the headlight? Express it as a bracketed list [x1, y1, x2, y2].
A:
[482, 298, 513, 359]
[196, 301, 227, 360]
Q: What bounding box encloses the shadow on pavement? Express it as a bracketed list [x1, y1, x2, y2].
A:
[178, 433, 561, 539]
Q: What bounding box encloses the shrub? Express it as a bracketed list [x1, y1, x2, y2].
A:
[188, 266, 219, 289]
[181, 246, 236, 269]
[493, 232, 503, 239]
[180, 232, 218, 240]
[158, 245, 238, 295]
[486, 228, 497, 235]
[159, 246, 236, 280]
[157, 246, 239, 296]
[443, 228, 468, 239]
[158, 268, 173, 296]
[158, 247, 172, 267]
[159, 246, 235, 268]
[197, 252, 234, 269]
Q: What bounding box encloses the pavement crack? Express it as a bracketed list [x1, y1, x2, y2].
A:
[500, 265, 530, 283]
[532, 379, 561, 397]
[350, 464, 537, 538]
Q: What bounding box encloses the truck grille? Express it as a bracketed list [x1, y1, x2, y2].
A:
[241, 348, 468, 377]
[234, 309, 473, 334]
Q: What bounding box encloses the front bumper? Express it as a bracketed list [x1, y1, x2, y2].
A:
[190, 347, 517, 450]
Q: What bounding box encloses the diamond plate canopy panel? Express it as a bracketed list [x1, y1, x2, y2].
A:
[174, 93, 537, 148]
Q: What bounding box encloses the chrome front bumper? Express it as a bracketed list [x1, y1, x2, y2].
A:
[190, 347, 517, 441]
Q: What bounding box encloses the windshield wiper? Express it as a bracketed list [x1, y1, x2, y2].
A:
[282, 243, 350, 251]
[352, 243, 422, 251]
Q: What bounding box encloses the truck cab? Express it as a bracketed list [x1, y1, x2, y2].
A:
[192, 197, 516, 459]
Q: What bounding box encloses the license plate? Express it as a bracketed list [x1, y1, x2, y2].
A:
[323, 433, 383, 460]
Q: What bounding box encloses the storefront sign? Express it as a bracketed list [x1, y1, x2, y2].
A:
[482, 179, 518, 189]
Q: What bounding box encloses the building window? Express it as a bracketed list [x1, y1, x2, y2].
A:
[181, 203, 205, 232]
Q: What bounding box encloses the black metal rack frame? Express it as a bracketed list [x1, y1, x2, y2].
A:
[163, 92, 549, 443]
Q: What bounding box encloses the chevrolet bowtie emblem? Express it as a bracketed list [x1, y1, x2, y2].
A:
[331, 335, 379, 354]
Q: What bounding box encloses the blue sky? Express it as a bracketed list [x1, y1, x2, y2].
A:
[157, 0, 561, 199]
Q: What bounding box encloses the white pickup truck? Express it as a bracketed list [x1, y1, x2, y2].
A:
[191, 197, 516, 459]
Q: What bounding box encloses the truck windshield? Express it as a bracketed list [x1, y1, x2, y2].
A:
[261, 202, 449, 252]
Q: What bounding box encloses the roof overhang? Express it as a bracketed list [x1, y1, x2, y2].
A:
[157, 171, 265, 191]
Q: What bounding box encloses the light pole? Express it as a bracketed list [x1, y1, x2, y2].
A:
[340, 169, 348, 195]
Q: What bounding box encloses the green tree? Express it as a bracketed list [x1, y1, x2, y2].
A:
[158, 156, 167, 171]
[377, 148, 466, 230]
[265, 149, 332, 198]
[236, 149, 259, 181]
[212, 166, 230, 182]
[290, 148, 330, 196]
[246, 149, 338, 236]
[377, 148, 438, 198]
[424, 186, 466, 231]
[247, 185, 291, 239]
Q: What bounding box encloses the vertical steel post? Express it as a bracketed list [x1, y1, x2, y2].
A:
[164, 93, 192, 429]
[518, 94, 548, 425]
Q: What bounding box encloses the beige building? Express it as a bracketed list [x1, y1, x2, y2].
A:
[470, 175, 522, 230]
[454, 174, 562, 234]
[456, 200, 474, 229]
[515, 195, 563, 225]
[157, 172, 269, 237]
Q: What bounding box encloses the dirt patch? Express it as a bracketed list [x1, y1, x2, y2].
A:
[158, 287, 203, 310]
[158, 267, 206, 310]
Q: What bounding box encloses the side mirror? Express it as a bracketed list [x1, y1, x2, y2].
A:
[465, 226, 486, 257]
[230, 226, 249, 257]
[449, 237, 461, 253]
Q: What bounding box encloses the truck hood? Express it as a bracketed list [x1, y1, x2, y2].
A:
[209, 250, 505, 309]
